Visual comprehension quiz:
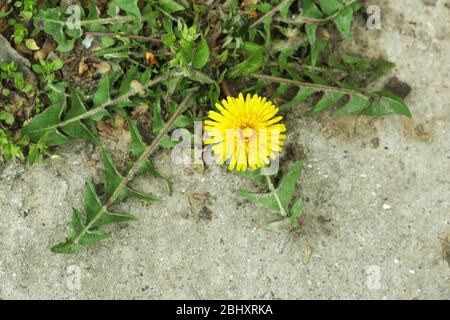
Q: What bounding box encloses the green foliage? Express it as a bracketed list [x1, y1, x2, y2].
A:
[0, 129, 25, 161]
[22, 91, 102, 147]
[0, 60, 39, 162]
[228, 46, 264, 78]
[240, 161, 304, 231]
[31, 58, 64, 87]
[9, 18, 28, 44]
[1, 1, 37, 43]
[0, 61, 33, 93]
[126, 115, 171, 194]
[0, 0, 412, 251]
[51, 148, 158, 254]
[363, 91, 411, 117]
[33, 3, 142, 52]
[159, 0, 185, 13]
[192, 37, 210, 69]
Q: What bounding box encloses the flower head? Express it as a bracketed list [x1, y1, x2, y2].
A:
[204, 93, 286, 171]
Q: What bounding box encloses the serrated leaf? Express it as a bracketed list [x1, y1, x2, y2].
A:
[228, 51, 263, 78]
[83, 178, 139, 229]
[333, 6, 354, 39]
[319, 0, 343, 15]
[62, 90, 100, 145]
[112, 0, 141, 19]
[91, 76, 110, 120]
[47, 82, 68, 105]
[70, 208, 85, 234]
[125, 188, 159, 202]
[310, 38, 327, 67]
[102, 150, 124, 198]
[341, 54, 370, 70]
[332, 94, 370, 116]
[305, 24, 317, 49]
[290, 199, 303, 230]
[118, 67, 138, 95]
[93, 211, 138, 229]
[159, 135, 180, 149]
[126, 115, 171, 193]
[84, 180, 104, 222]
[363, 91, 411, 117]
[235, 168, 265, 184]
[179, 37, 194, 65]
[159, 0, 185, 13]
[93, 76, 111, 106]
[306, 91, 345, 115]
[367, 59, 396, 84]
[280, 88, 317, 110]
[101, 148, 159, 203]
[22, 102, 72, 146]
[192, 37, 210, 69]
[240, 161, 304, 214]
[51, 241, 82, 254]
[302, 0, 324, 18]
[78, 230, 110, 245]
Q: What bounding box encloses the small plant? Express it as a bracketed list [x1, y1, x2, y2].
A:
[0, 60, 40, 162]
[0, 128, 25, 160]
[32, 58, 64, 83]
[1, 0, 37, 44]
[0, 0, 412, 253]
[240, 161, 305, 232]
[0, 61, 33, 93]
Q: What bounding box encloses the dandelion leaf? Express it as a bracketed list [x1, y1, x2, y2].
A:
[363, 91, 412, 117]
[280, 88, 317, 110]
[62, 89, 100, 145]
[126, 115, 172, 194]
[22, 101, 72, 146]
[24, 89, 102, 147]
[51, 147, 163, 254]
[307, 91, 345, 115]
[332, 94, 370, 116]
[289, 198, 303, 230]
[240, 161, 304, 214]
[101, 148, 159, 204]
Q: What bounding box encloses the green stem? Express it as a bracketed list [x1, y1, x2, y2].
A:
[273, 2, 355, 25]
[84, 31, 162, 43]
[35, 15, 136, 26]
[251, 73, 369, 99]
[274, 11, 340, 25]
[73, 92, 195, 244]
[80, 16, 135, 25]
[265, 175, 287, 217]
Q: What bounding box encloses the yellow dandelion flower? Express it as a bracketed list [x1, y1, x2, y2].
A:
[204, 93, 286, 171]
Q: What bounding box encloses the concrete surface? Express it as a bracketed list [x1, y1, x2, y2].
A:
[0, 0, 449, 299]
